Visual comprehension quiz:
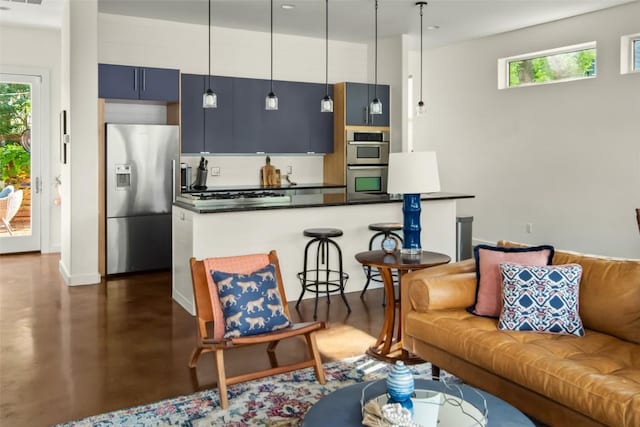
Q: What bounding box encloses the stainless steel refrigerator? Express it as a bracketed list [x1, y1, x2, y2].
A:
[106, 124, 179, 274]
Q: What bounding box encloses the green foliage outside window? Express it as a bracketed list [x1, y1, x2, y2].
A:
[0, 83, 31, 186]
[509, 48, 597, 87]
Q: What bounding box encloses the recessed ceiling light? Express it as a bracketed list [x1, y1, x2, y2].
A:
[426, 25, 440, 30]
[281, 4, 295, 10]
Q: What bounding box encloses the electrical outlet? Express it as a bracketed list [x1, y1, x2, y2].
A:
[211, 167, 221, 176]
[526, 223, 533, 234]
[287, 165, 293, 175]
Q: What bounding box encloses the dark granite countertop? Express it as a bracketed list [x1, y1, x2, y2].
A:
[182, 182, 346, 193]
[174, 191, 474, 214]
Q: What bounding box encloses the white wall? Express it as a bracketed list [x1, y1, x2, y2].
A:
[0, 24, 61, 252]
[411, 2, 640, 258]
[59, 0, 100, 285]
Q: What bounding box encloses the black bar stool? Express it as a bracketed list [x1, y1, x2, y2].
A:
[360, 222, 403, 300]
[296, 228, 351, 319]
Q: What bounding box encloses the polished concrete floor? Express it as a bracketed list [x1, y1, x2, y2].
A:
[0, 252, 385, 426]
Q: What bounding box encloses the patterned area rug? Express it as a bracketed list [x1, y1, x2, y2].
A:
[56, 355, 434, 427]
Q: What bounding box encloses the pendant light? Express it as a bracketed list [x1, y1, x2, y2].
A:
[370, 0, 382, 115]
[416, 1, 427, 115]
[265, 0, 278, 110]
[202, 0, 217, 109]
[320, 0, 333, 113]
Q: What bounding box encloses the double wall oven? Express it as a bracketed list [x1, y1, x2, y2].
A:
[346, 130, 390, 197]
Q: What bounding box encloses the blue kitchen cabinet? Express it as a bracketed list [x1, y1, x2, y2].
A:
[204, 76, 234, 153]
[262, 80, 310, 154]
[99, 64, 179, 102]
[231, 77, 268, 154]
[305, 83, 334, 154]
[180, 74, 205, 154]
[181, 74, 234, 154]
[345, 82, 390, 127]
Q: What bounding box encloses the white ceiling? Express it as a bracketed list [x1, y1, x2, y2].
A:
[0, 0, 636, 48]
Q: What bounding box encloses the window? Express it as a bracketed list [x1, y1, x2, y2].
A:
[621, 33, 640, 74]
[498, 42, 597, 89]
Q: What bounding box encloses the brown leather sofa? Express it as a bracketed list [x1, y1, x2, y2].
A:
[401, 241, 640, 427]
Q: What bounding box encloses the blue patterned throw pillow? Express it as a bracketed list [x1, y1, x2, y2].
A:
[498, 263, 584, 336]
[212, 264, 291, 338]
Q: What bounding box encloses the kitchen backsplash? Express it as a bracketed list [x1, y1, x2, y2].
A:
[180, 155, 325, 187]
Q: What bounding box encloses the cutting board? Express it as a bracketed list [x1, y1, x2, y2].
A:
[260, 157, 281, 186]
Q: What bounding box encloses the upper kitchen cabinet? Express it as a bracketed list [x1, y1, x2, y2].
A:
[345, 82, 390, 127]
[99, 64, 179, 102]
[180, 74, 205, 154]
[181, 74, 234, 154]
[231, 78, 333, 154]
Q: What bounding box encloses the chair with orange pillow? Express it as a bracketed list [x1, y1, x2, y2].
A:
[189, 250, 326, 409]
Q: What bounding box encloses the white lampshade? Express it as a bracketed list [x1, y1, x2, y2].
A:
[387, 151, 440, 194]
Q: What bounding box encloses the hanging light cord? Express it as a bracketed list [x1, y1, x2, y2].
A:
[208, 0, 211, 89]
[419, 3, 423, 103]
[374, 0, 378, 98]
[270, 0, 274, 93]
[325, 0, 329, 96]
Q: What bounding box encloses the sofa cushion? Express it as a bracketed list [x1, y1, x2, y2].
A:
[498, 241, 640, 345]
[499, 263, 584, 336]
[470, 244, 554, 317]
[405, 309, 640, 427]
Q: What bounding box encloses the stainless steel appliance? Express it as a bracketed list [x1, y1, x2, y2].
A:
[346, 165, 388, 195]
[346, 130, 390, 165]
[176, 191, 290, 208]
[180, 163, 192, 191]
[106, 123, 179, 274]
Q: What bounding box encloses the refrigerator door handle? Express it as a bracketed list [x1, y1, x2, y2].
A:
[171, 160, 176, 203]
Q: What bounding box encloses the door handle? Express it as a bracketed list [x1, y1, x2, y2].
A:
[142, 69, 146, 92]
[364, 106, 369, 125]
[134, 68, 138, 92]
[35, 177, 41, 194]
[171, 160, 176, 203]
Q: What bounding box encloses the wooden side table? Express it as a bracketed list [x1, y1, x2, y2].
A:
[355, 250, 451, 364]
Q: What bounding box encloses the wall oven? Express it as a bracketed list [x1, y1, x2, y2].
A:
[346, 130, 390, 165]
[346, 165, 388, 195]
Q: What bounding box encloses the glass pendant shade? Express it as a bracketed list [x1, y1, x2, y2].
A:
[416, 100, 426, 116]
[320, 95, 333, 113]
[370, 98, 383, 115]
[265, 92, 278, 110]
[203, 89, 217, 109]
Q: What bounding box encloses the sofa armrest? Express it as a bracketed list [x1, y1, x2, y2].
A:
[401, 259, 477, 314]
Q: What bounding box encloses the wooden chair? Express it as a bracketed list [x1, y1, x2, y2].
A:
[189, 250, 326, 409]
[0, 189, 23, 235]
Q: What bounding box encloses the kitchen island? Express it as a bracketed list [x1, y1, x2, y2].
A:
[172, 190, 473, 316]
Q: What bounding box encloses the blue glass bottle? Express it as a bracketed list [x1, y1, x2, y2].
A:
[386, 361, 415, 413]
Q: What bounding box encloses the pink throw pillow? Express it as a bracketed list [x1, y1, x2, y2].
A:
[470, 245, 554, 317]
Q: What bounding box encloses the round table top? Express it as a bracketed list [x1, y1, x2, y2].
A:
[355, 250, 451, 270]
[303, 378, 534, 427]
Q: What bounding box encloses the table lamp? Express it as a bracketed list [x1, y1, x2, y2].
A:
[387, 151, 441, 255]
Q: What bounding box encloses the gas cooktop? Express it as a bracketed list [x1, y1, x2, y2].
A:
[177, 190, 291, 208]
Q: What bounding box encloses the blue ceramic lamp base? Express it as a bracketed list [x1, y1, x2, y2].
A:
[401, 193, 422, 255]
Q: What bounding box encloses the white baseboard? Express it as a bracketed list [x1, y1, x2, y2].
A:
[472, 237, 495, 247]
[58, 261, 101, 286]
[172, 289, 195, 316]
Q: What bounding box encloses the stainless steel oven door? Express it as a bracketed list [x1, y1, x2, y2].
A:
[346, 165, 388, 195]
[346, 141, 390, 165]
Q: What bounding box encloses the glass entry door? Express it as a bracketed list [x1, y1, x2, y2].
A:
[0, 73, 41, 253]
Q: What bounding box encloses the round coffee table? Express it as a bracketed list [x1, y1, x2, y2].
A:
[303, 378, 534, 426]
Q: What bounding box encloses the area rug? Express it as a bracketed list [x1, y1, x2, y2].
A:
[56, 355, 435, 427]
